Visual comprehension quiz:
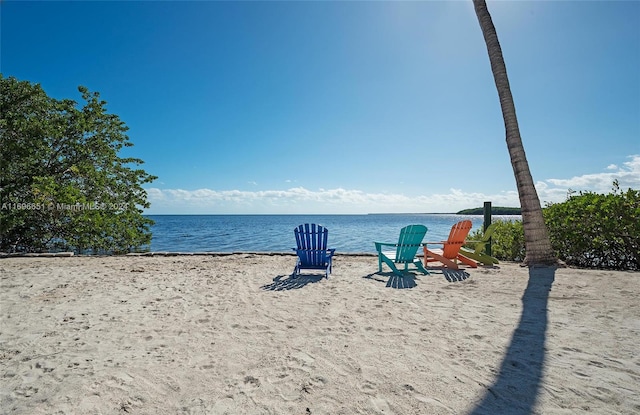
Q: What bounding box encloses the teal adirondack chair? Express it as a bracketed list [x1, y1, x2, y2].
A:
[293, 224, 335, 278]
[374, 225, 430, 276]
[460, 223, 499, 265]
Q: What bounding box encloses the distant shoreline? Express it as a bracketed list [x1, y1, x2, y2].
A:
[142, 212, 522, 216]
[456, 207, 522, 215]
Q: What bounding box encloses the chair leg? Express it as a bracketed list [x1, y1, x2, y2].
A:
[389, 263, 404, 277]
[380, 256, 403, 276]
[415, 261, 430, 275]
[424, 248, 460, 269]
[456, 254, 478, 268]
[425, 254, 460, 270]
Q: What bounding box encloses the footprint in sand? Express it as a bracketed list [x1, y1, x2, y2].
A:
[413, 395, 455, 412]
[586, 386, 619, 405]
[243, 375, 261, 388]
[572, 371, 591, 379]
[14, 385, 39, 398]
[360, 380, 377, 395]
[291, 351, 315, 367]
[370, 396, 394, 414]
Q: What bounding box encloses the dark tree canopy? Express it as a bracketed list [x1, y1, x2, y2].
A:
[0, 75, 157, 254]
[457, 207, 522, 215]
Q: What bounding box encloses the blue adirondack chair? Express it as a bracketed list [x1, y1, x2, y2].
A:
[293, 224, 335, 279]
[374, 225, 430, 277]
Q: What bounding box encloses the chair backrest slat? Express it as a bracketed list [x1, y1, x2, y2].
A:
[294, 224, 330, 266]
[395, 224, 427, 263]
[442, 220, 472, 258]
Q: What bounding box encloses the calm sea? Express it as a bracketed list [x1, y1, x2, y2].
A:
[147, 214, 520, 253]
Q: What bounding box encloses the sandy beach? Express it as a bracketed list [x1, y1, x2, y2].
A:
[1, 254, 639, 414]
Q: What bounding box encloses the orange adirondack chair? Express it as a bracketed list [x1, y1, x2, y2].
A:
[423, 220, 478, 269]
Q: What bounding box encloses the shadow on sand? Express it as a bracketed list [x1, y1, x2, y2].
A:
[364, 272, 420, 289]
[440, 268, 472, 282]
[261, 274, 325, 291]
[468, 266, 556, 415]
[365, 267, 473, 289]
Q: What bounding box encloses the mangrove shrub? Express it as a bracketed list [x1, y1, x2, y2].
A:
[477, 183, 639, 270]
[468, 220, 526, 262]
[543, 182, 639, 270]
[0, 75, 156, 253]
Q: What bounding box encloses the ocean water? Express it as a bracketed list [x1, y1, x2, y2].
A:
[147, 214, 520, 253]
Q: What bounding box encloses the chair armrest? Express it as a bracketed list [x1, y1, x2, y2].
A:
[423, 242, 445, 254]
[374, 242, 398, 252]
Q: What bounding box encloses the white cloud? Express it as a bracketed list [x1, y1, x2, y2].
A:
[542, 154, 640, 199]
[145, 186, 521, 214]
[145, 155, 640, 214]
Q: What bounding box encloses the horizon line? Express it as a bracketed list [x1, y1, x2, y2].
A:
[142, 212, 523, 216]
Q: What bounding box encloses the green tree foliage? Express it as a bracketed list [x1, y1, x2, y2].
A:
[471, 183, 639, 270]
[543, 182, 639, 270]
[1, 75, 157, 254]
[456, 206, 521, 215]
[467, 220, 525, 262]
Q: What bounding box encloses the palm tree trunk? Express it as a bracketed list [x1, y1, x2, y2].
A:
[473, 0, 557, 266]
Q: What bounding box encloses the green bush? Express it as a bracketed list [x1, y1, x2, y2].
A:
[543, 182, 639, 270]
[468, 220, 525, 262]
[473, 182, 639, 270]
[1, 76, 156, 254]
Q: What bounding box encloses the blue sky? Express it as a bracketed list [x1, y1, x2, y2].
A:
[2, 0, 639, 214]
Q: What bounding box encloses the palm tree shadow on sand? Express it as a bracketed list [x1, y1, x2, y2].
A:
[468, 266, 556, 415]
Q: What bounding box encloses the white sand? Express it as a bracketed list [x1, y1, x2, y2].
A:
[1, 254, 639, 414]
